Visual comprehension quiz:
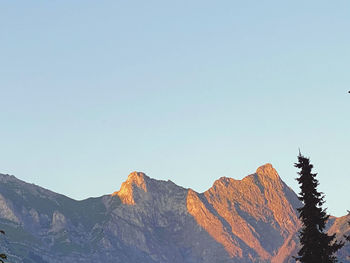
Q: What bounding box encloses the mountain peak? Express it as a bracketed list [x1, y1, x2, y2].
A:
[256, 163, 280, 180]
[212, 176, 235, 188]
[211, 164, 279, 190]
[126, 171, 148, 183]
[112, 171, 148, 205]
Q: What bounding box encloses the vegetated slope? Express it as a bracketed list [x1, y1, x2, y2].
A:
[0, 164, 348, 263]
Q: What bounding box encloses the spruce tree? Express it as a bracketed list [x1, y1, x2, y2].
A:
[294, 152, 344, 263]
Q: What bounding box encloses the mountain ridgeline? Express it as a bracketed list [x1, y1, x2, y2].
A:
[0, 164, 349, 263]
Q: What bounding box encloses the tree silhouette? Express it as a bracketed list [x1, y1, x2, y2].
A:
[294, 152, 344, 263]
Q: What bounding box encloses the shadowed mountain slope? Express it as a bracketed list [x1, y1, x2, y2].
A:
[0, 164, 348, 263]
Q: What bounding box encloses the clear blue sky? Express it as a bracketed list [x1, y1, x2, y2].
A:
[1, 1, 349, 216]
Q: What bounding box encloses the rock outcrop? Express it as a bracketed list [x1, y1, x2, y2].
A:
[0, 164, 348, 263]
[187, 164, 301, 262]
[112, 171, 148, 205]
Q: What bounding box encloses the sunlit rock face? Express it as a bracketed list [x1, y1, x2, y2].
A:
[112, 172, 148, 205]
[0, 166, 349, 263]
[187, 164, 301, 263]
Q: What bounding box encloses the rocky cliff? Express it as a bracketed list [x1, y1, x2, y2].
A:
[0, 164, 348, 263]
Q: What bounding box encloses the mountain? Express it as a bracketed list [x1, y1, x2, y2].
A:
[0, 164, 349, 263]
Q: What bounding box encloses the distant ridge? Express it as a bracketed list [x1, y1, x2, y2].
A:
[0, 165, 349, 263]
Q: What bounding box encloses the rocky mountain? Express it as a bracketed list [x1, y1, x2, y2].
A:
[0, 164, 349, 263]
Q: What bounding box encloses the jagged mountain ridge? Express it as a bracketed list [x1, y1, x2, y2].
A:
[0, 164, 349, 263]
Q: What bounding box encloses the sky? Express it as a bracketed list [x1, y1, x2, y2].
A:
[0, 1, 349, 217]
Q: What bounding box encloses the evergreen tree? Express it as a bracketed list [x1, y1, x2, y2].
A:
[294, 152, 344, 263]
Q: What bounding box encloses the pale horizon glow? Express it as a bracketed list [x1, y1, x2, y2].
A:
[1, 1, 349, 217]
